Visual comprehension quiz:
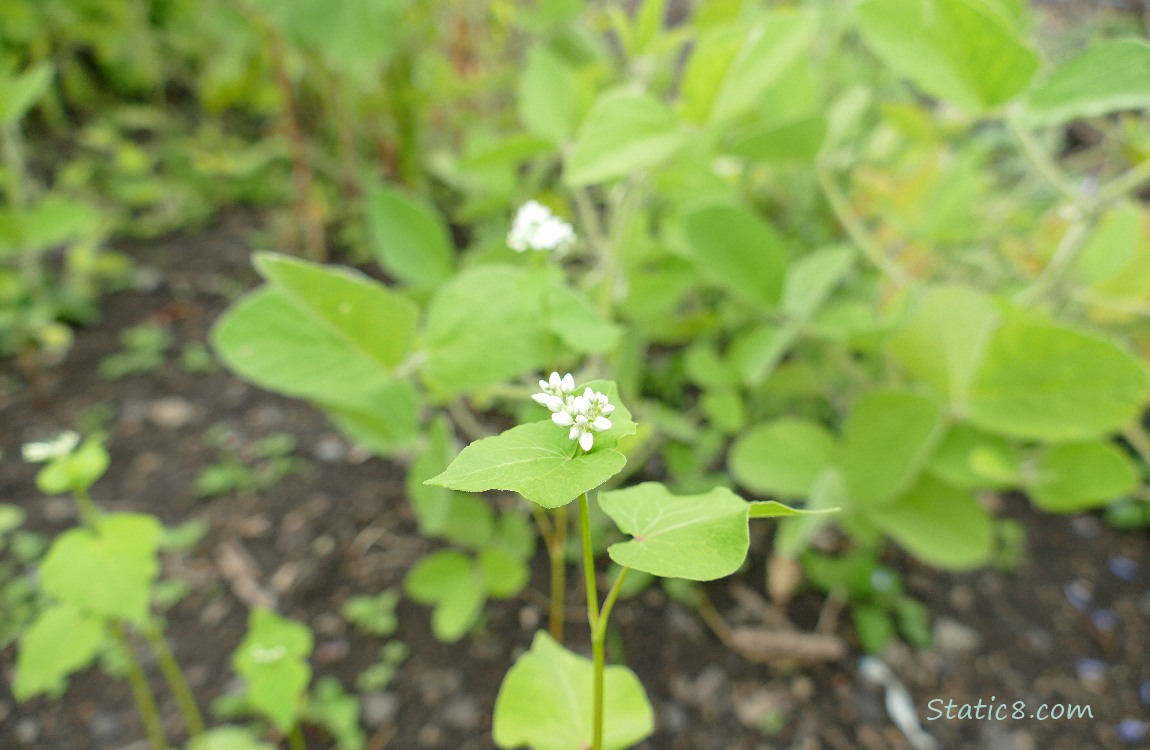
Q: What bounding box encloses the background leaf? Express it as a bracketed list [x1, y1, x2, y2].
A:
[492, 631, 653, 750]
[564, 88, 685, 186]
[967, 320, 1150, 441]
[1021, 39, 1150, 127]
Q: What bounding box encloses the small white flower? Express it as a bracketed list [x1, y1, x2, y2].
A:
[507, 200, 577, 253]
[22, 431, 81, 463]
[531, 373, 614, 451]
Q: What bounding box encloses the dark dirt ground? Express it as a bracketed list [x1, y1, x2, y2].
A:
[0, 209, 1148, 750]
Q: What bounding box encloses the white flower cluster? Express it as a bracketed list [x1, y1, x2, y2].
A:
[507, 200, 576, 253]
[532, 372, 615, 452]
[22, 431, 80, 463]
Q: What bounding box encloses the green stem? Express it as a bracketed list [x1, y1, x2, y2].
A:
[815, 161, 909, 286]
[578, 493, 600, 625]
[571, 187, 608, 257]
[549, 505, 568, 642]
[1008, 120, 1082, 205]
[73, 488, 101, 530]
[289, 723, 308, 750]
[111, 623, 167, 750]
[599, 183, 641, 318]
[578, 493, 628, 750]
[144, 623, 205, 739]
[1013, 216, 1095, 306]
[447, 399, 490, 442]
[1122, 422, 1150, 471]
[1099, 156, 1150, 204]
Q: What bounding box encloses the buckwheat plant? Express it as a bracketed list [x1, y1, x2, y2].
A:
[15, 432, 205, 750]
[429, 373, 830, 750]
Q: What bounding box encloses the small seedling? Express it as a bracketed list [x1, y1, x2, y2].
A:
[99, 323, 172, 379]
[195, 427, 300, 498]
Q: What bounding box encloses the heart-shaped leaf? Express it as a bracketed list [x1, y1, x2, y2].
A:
[38, 513, 163, 626]
[233, 608, 314, 734]
[14, 603, 106, 700]
[427, 382, 634, 509]
[404, 550, 487, 643]
[492, 631, 654, 750]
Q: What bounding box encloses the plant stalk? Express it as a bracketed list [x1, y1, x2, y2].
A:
[111, 623, 167, 750]
[144, 623, 205, 739]
[815, 160, 909, 286]
[549, 505, 568, 642]
[289, 723, 308, 750]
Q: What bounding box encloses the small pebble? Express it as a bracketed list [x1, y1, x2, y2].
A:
[1090, 609, 1118, 633]
[88, 711, 121, 740]
[1117, 719, 1147, 744]
[1063, 580, 1093, 612]
[313, 434, 346, 463]
[517, 606, 540, 631]
[15, 717, 38, 744]
[361, 692, 398, 728]
[1076, 658, 1107, 686]
[1070, 516, 1101, 538]
[442, 697, 480, 730]
[1108, 556, 1138, 581]
[934, 617, 982, 656]
[147, 397, 196, 429]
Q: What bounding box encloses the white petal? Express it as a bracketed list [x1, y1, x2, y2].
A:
[600, 404, 615, 415]
[552, 411, 574, 427]
[583, 387, 595, 400]
[570, 425, 582, 441]
[592, 417, 612, 432]
[549, 372, 563, 390]
[561, 373, 575, 393]
[531, 393, 550, 406]
[571, 396, 589, 414]
[579, 432, 594, 451]
[545, 396, 565, 412]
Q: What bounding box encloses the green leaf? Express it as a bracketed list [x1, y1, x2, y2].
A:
[775, 467, 847, 557]
[518, 46, 581, 144]
[39, 513, 163, 626]
[1073, 202, 1143, 286]
[927, 424, 1018, 489]
[255, 252, 419, 372]
[867, 477, 993, 569]
[0, 63, 54, 124]
[492, 631, 654, 750]
[188, 726, 277, 750]
[36, 437, 110, 495]
[729, 418, 836, 497]
[0, 504, 24, 535]
[887, 284, 999, 408]
[13, 603, 105, 700]
[966, 320, 1150, 441]
[305, 677, 365, 750]
[564, 88, 685, 186]
[726, 115, 827, 164]
[680, 10, 817, 125]
[599, 483, 751, 580]
[426, 422, 627, 509]
[404, 550, 486, 643]
[840, 391, 947, 507]
[407, 418, 493, 544]
[781, 245, 855, 320]
[364, 186, 454, 288]
[233, 608, 313, 734]
[324, 378, 422, 456]
[480, 547, 530, 599]
[213, 266, 417, 407]
[1021, 39, 1150, 127]
[681, 203, 788, 310]
[856, 0, 1037, 111]
[423, 265, 619, 396]
[1028, 441, 1139, 513]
